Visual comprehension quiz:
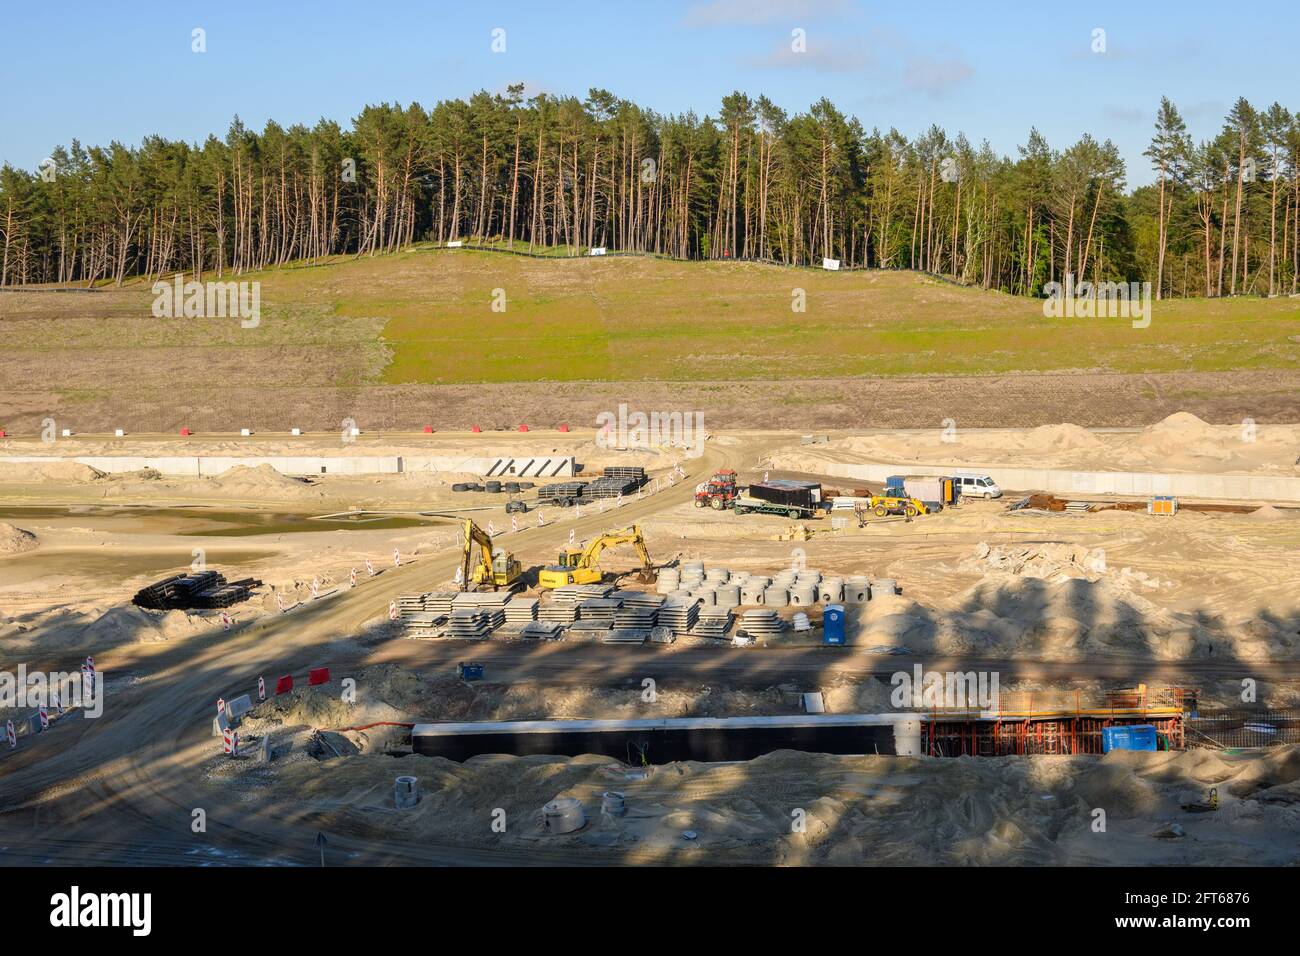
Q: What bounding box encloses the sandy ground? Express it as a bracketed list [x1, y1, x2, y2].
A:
[3, 426, 1299, 665]
[766, 413, 1300, 476]
[3, 425, 1299, 866]
[202, 723, 1300, 865]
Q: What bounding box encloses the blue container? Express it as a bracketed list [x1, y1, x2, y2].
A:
[823, 604, 846, 645]
[1101, 724, 1158, 753]
[457, 662, 485, 681]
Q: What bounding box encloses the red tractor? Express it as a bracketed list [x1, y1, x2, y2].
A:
[694, 469, 739, 510]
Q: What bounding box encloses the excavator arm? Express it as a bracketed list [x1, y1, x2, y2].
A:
[459, 518, 495, 591]
[579, 525, 655, 578]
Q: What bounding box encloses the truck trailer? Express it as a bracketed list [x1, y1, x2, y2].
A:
[734, 480, 823, 518]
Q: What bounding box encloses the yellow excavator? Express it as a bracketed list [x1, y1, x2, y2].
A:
[458, 518, 522, 591]
[538, 525, 656, 589]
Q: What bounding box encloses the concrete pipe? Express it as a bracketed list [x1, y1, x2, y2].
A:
[763, 586, 790, 608]
[601, 791, 627, 817]
[395, 775, 420, 809]
[789, 585, 818, 606]
[543, 797, 587, 834]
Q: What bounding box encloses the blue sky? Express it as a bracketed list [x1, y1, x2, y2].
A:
[1, 0, 1295, 188]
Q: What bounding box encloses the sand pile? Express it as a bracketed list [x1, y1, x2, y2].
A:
[1131, 412, 1231, 463]
[0, 460, 105, 483]
[82, 605, 207, 645]
[251, 664, 858, 727]
[226, 743, 1300, 865]
[1023, 423, 1103, 452]
[1248, 504, 1295, 520]
[0, 522, 38, 554]
[203, 464, 321, 498]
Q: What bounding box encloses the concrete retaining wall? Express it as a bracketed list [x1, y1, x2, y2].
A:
[816, 461, 1300, 503]
[0, 454, 576, 479]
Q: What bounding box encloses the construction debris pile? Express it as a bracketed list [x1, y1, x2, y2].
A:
[962, 542, 1108, 580]
[132, 571, 262, 610]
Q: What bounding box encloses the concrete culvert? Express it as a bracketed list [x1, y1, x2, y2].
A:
[601, 791, 627, 817]
[395, 775, 420, 809]
[543, 797, 586, 834]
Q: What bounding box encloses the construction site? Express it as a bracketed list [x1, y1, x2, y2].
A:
[1, 412, 1298, 867]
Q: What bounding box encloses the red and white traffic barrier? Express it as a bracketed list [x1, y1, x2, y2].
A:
[366, 559, 375, 577]
[257, 677, 266, 702]
[350, 567, 357, 588]
[487, 520, 495, 536]
[536, 510, 544, 527]
[217, 698, 226, 717]
[220, 611, 232, 630]
[275, 592, 286, 613]
[310, 579, 320, 599]
[569, 528, 575, 545]
[392, 548, 400, 568]
[510, 515, 518, 533]
[38, 706, 49, 731]
[388, 600, 398, 621]
[6, 719, 15, 749]
[222, 727, 237, 755]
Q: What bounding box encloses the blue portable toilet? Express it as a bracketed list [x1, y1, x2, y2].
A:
[823, 604, 846, 645]
[1101, 724, 1158, 753]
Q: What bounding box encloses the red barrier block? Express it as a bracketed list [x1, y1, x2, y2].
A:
[471, 425, 481, 433]
[423, 425, 433, 433]
[275, 675, 293, 695]
[308, 667, 330, 687]
[557, 423, 570, 433]
[179, 427, 192, 436]
[518, 424, 529, 432]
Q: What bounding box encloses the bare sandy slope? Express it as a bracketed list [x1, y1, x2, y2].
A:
[767, 412, 1300, 476]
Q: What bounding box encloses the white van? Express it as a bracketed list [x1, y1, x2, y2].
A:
[955, 474, 1001, 499]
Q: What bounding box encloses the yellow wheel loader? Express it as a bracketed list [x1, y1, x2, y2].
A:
[867, 494, 930, 519]
[538, 525, 656, 589]
[459, 518, 522, 591]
